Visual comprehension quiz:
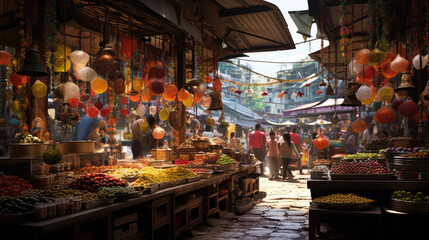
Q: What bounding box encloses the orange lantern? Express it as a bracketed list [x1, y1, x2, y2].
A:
[390, 54, 409, 73]
[194, 93, 202, 103]
[129, 93, 140, 102]
[381, 59, 397, 78]
[163, 84, 177, 101]
[141, 87, 152, 102]
[87, 107, 99, 118]
[230, 88, 236, 92]
[152, 126, 165, 140]
[374, 106, 396, 124]
[355, 48, 371, 65]
[278, 92, 285, 98]
[91, 77, 108, 94]
[203, 75, 213, 83]
[132, 77, 143, 92]
[95, 54, 114, 77]
[177, 88, 190, 102]
[10, 73, 27, 86]
[351, 118, 367, 133]
[0, 50, 11, 65]
[314, 135, 329, 149]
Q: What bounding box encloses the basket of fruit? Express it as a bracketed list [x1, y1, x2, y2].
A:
[216, 154, 238, 171]
[388, 137, 415, 148]
[393, 151, 429, 172]
[313, 193, 376, 211]
[9, 133, 47, 158]
[311, 165, 329, 179]
[330, 160, 394, 180]
[390, 191, 429, 213]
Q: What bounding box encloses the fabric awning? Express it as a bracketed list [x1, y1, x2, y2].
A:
[283, 98, 356, 118]
[265, 120, 297, 126]
[283, 101, 321, 113]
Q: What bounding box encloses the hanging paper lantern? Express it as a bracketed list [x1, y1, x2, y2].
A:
[152, 126, 165, 140]
[141, 87, 152, 102]
[351, 118, 367, 133]
[230, 87, 236, 92]
[120, 35, 138, 60]
[100, 108, 110, 118]
[356, 85, 372, 100]
[374, 106, 396, 124]
[116, 117, 126, 130]
[413, 112, 428, 122]
[381, 59, 397, 78]
[10, 73, 27, 86]
[355, 48, 371, 65]
[55, 44, 72, 58]
[95, 54, 114, 77]
[316, 90, 323, 95]
[163, 84, 177, 101]
[62, 81, 80, 101]
[91, 77, 108, 94]
[70, 50, 89, 70]
[120, 108, 129, 117]
[290, 92, 297, 99]
[149, 106, 157, 115]
[31, 80, 47, 98]
[314, 135, 329, 149]
[378, 84, 394, 102]
[136, 104, 146, 117]
[361, 65, 376, 80]
[149, 80, 165, 95]
[194, 93, 203, 104]
[140, 119, 149, 133]
[68, 97, 78, 107]
[107, 117, 117, 127]
[412, 54, 428, 70]
[94, 98, 104, 110]
[0, 50, 11, 65]
[123, 131, 133, 140]
[369, 48, 385, 67]
[201, 96, 212, 109]
[398, 97, 419, 116]
[132, 77, 143, 92]
[203, 75, 213, 83]
[113, 78, 126, 95]
[8, 118, 21, 129]
[120, 96, 129, 105]
[183, 94, 194, 108]
[148, 66, 165, 80]
[87, 107, 99, 118]
[10, 100, 25, 115]
[159, 107, 169, 121]
[390, 54, 409, 73]
[54, 57, 71, 72]
[177, 88, 190, 102]
[77, 67, 97, 82]
[278, 92, 284, 98]
[129, 93, 140, 102]
[392, 98, 404, 110]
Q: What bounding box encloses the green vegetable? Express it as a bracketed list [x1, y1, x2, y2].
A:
[42, 144, 62, 165]
[216, 154, 236, 165]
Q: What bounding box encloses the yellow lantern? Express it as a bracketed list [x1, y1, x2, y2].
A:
[141, 86, 152, 102]
[140, 119, 149, 133]
[159, 107, 170, 121]
[123, 131, 133, 140]
[91, 77, 108, 94]
[54, 57, 71, 72]
[183, 94, 194, 108]
[31, 80, 47, 98]
[132, 77, 143, 92]
[378, 83, 394, 102]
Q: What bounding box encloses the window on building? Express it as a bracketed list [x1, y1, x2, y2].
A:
[277, 109, 281, 113]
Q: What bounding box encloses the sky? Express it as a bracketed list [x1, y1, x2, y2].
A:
[234, 0, 325, 78]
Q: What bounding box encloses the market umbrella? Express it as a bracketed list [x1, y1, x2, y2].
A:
[306, 119, 332, 125]
[280, 120, 297, 126]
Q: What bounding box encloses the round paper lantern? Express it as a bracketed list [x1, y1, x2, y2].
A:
[356, 85, 372, 100]
[159, 107, 169, 121]
[359, 65, 376, 80]
[95, 54, 114, 76]
[392, 98, 404, 110]
[149, 80, 165, 95]
[0, 118, 8, 128]
[129, 93, 140, 102]
[390, 54, 409, 72]
[381, 59, 397, 78]
[412, 54, 428, 70]
[351, 118, 367, 133]
[177, 88, 190, 102]
[77, 67, 97, 82]
[70, 50, 89, 70]
[163, 84, 177, 101]
[113, 78, 126, 95]
[87, 107, 99, 118]
[375, 106, 396, 123]
[120, 96, 129, 105]
[116, 117, 126, 130]
[31, 80, 47, 98]
[348, 58, 359, 76]
[120, 35, 138, 60]
[62, 81, 80, 101]
[355, 48, 371, 65]
[152, 126, 165, 140]
[132, 77, 143, 92]
[278, 92, 284, 98]
[398, 98, 419, 116]
[55, 44, 72, 58]
[149, 106, 157, 115]
[140, 119, 149, 133]
[8, 118, 21, 129]
[54, 57, 71, 72]
[0, 50, 11, 65]
[100, 108, 110, 118]
[120, 108, 129, 117]
[183, 94, 194, 108]
[135, 104, 146, 117]
[123, 131, 132, 140]
[148, 66, 165, 80]
[201, 96, 212, 109]
[107, 117, 117, 127]
[68, 97, 78, 107]
[369, 48, 385, 67]
[94, 98, 103, 110]
[314, 135, 329, 149]
[378, 84, 394, 102]
[91, 77, 108, 94]
[203, 75, 212, 83]
[291, 92, 297, 99]
[141, 87, 152, 102]
[10, 73, 27, 86]
[413, 112, 428, 122]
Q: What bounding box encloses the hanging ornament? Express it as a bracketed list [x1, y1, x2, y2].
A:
[113, 78, 126, 95]
[91, 77, 108, 94]
[398, 97, 419, 116]
[203, 75, 212, 83]
[201, 96, 212, 109]
[0, 118, 8, 128]
[297, 91, 304, 97]
[68, 97, 78, 107]
[316, 90, 323, 95]
[183, 94, 194, 108]
[0, 50, 11, 65]
[392, 98, 404, 110]
[69, 50, 89, 70]
[159, 107, 170, 121]
[378, 83, 394, 102]
[374, 106, 396, 124]
[149, 106, 157, 115]
[351, 118, 367, 133]
[278, 92, 284, 98]
[94, 98, 103, 110]
[213, 77, 222, 93]
[195, 84, 206, 97]
[149, 80, 165, 95]
[87, 107, 99, 118]
[8, 118, 21, 129]
[152, 126, 165, 140]
[412, 54, 428, 70]
[229, 87, 236, 92]
[54, 57, 71, 72]
[10, 73, 27, 86]
[31, 80, 47, 98]
[148, 66, 165, 80]
[132, 77, 143, 92]
[235, 90, 242, 95]
[355, 49, 371, 64]
[314, 134, 329, 149]
[163, 84, 178, 101]
[290, 92, 297, 99]
[129, 93, 140, 102]
[369, 48, 385, 67]
[413, 112, 428, 122]
[390, 54, 409, 72]
[141, 87, 152, 102]
[325, 85, 334, 95]
[381, 59, 397, 78]
[11, 100, 26, 114]
[100, 108, 110, 118]
[123, 131, 133, 140]
[95, 54, 114, 77]
[361, 86, 377, 105]
[62, 81, 80, 102]
[120, 96, 129, 105]
[120, 35, 138, 60]
[357, 65, 376, 81]
[177, 88, 190, 102]
[356, 85, 372, 100]
[77, 67, 97, 82]
[261, 91, 268, 96]
[135, 104, 146, 118]
[120, 108, 129, 117]
[206, 116, 215, 126]
[140, 119, 149, 133]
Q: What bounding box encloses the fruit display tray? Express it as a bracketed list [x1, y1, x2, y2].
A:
[393, 156, 429, 172]
[330, 174, 395, 180]
[142, 183, 160, 195]
[390, 199, 429, 213]
[0, 212, 34, 223]
[83, 199, 104, 210]
[313, 201, 376, 211]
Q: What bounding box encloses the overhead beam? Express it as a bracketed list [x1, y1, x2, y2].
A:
[218, 5, 272, 17]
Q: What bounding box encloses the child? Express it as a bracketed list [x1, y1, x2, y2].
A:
[266, 131, 280, 180]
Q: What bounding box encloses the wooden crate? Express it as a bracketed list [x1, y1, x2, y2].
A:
[152, 196, 170, 229]
[113, 222, 138, 240]
[188, 198, 203, 228]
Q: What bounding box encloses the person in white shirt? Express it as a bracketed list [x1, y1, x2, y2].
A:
[362, 122, 377, 148]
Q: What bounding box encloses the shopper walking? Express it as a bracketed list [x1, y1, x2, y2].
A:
[307, 132, 319, 171]
[279, 133, 301, 180]
[266, 131, 280, 180]
[248, 123, 267, 174]
[290, 127, 303, 174]
[229, 132, 239, 152]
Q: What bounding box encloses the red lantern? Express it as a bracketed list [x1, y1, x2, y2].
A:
[0, 50, 11, 65]
[314, 135, 329, 149]
[203, 75, 212, 83]
[351, 118, 367, 133]
[413, 112, 428, 122]
[77, 102, 85, 109]
[87, 107, 99, 118]
[95, 54, 114, 77]
[120, 35, 138, 60]
[149, 80, 165, 95]
[392, 98, 404, 110]
[120, 96, 128, 105]
[152, 126, 165, 140]
[129, 93, 140, 102]
[148, 66, 165, 80]
[94, 98, 103, 110]
[398, 98, 419, 116]
[10, 73, 27, 86]
[100, 108, 111, 118]
[374, 106, 396, 123]
[120, 108, 129, 117]
[68, 97, 78, 107]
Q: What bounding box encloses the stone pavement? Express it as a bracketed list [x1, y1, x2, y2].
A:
[183, 170, 311, 240]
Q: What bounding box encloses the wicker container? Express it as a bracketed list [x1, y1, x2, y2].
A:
[9, 143, 48, 158]
[393, 156, 429, 172]
[390, 199, 429, 213]
[66, 141, 95, 154]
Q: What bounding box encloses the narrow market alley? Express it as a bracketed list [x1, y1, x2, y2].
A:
[183, 170, 311, 240]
